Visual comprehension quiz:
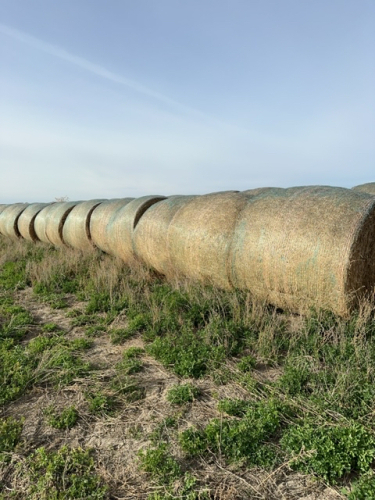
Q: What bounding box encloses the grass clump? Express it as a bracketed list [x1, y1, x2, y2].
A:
[44, 405, 79, 430]
[166, 383, 200, 405]
[85, 390, 116, 415]
[24, 446, 108, 499]
[0, 416, 23, 463]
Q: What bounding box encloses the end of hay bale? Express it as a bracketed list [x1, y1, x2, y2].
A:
[18, 203, 50, 241]
[62, 199, 106, 250]
[0, 203, 29, 239]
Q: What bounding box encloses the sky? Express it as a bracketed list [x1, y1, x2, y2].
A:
[0, 0, 374, 203]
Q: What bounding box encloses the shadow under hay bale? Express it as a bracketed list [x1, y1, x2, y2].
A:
[90, 198, 134, 254]
[133, 195, 198, 275]
[106, 195, 166, 263]
[18, 203, 50, 241]
[34, 202, 80, 245]
[352, 183, 375, 195]
[229, 186, 375, 316]
[62, 199, 106, 251]
[166, 191, 249, 288]
[0, 203, 29, 239]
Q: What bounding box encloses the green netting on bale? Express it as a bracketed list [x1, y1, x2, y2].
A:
[229, 186, 375, 316]
[0, 203, 29, 239]
[18, 203, 50, 241]
[133, 195, 198, 275]
[90, 198, 134, 254]
[105, 195, 166, 263]
[166, 191, 249, 289]
[62, 199, 106, 250]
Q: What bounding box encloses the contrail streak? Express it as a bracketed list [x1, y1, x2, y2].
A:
[0, 23, 207, 119]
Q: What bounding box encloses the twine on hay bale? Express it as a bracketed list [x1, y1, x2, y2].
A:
[90, 198, 134, 254]
[352, 183, 375, 196]
[133, 195, 198, 275]
[62, 199, 106, 251]
[229, 186, 375, 316]
[18, 203, 50, 241]
[0, 203, 29, 239]
[105, 195, 166, 263]
[34, 202, 80, 245]
[166, 191, 249, 288]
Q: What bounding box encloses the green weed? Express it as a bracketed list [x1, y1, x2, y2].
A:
[24, 446, 108, 499]
[0, 416, 23, 462]
[166, 383, 200, 405]
[44, 405, 79, 430]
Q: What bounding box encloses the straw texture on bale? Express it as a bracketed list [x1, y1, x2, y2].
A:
[105, 196, 166, 263]
[62, 200, 106, 250]
[90, 198, 134, 254]
[133, 195, 198, 275]
[18, 203, 50, 241]
[229, 186, 375, 316]
[242, 187, 285, 197]
[0, 203, 29, 239]
[34, 202, 80, 245]
[167, 191, 250, 288]
[352, 183, 375, 196]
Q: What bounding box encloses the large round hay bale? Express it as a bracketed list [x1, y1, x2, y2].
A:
[242, 187, 285, 196]
[352, 183, 375, 196]
[229, 186, 375, 316]
[0, 203, 29, 239]
[133, 195, 198, 275]
[62, 199, 106, 250]
[34, 202, 80, 245]
[166, 191, 250, 288]
[90, 198, 134, 254]
[18, 203, 50, 241]
[106, 195, 166, 262]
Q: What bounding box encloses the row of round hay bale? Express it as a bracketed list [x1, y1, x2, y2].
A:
[165, 191, 248, 288]
[352, 183, 375, 195]
[105, 195, 166, 262]
[229, 186, 375, 316]
[34, 202, 80, 246]
[133, 195, 198, 276]
[18, 203, 50, 241]
[62, 199, 106, 250]
[0, 203, 29, 239]
[90, 198, 134, 254]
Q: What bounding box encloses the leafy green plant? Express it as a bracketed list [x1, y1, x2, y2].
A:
[85, 390, 116, 415]
[138, 444, 182, 484]
[346, 471, 375, 499]
[166, 383, 200, 405]
[0, 416, 23, 462]
[25, 446, 108, 499]
[280, 420, 375, 483]
[44, 405, 79, 430]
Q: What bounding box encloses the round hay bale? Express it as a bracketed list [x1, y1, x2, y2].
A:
[62, 199, 107, 250]
[242, 187, 285, 197]
[90, 198, 134, 254]
[34, 202, 80, 245]
[0, 203, 29, 239]
[133, 195, 198, 275]
[106, 195, 166, 263]
[166, 191, 249, 288]
[18, 203, 50, 241]
[229, 185, 375, 316]
[352, 183, 375, 196]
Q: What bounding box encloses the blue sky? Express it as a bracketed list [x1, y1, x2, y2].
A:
[1, 0, 374, 203]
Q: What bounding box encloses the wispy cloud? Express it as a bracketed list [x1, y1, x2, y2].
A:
[0, 23, 208, 119]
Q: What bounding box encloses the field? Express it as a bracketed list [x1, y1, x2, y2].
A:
[1, 237, 375, 499]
